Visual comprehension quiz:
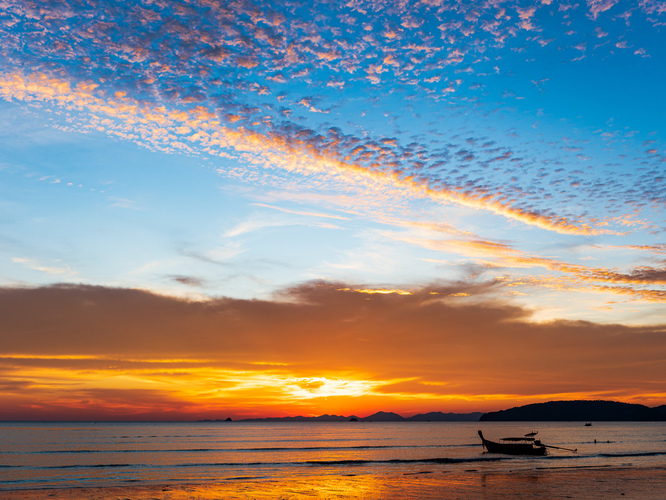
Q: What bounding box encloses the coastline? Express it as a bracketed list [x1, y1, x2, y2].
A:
[2, 466, 666, 499]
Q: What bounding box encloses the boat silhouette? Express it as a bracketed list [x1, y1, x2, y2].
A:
[478, 430, 576, 455]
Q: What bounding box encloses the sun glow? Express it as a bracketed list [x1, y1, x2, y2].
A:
[286, 377, 383, 399]
[336, 287, 413, 295]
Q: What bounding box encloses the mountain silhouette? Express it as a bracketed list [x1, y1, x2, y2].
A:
[362, 411, 406, 421]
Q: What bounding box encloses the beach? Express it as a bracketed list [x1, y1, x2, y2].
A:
[2, 466, 665, 499]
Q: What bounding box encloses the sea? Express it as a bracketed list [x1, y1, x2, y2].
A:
[1, 421, 665, 490]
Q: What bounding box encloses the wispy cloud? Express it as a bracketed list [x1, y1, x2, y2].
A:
[180, 243, 244, 265]
[384, 232, 666, 303]
[11, 257, 76, 277]
[251, 203, 350, 220]
[223, 216, 297, 238]
[109, 197, 142, 210]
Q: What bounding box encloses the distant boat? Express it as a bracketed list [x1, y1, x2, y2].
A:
[585, 422, 592, 426]
[478, 430, 577, 456]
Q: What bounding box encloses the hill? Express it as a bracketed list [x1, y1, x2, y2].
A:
[238, 414, 355, 422]
[480, 400, 666, 421]
[362, 411, 405, 421]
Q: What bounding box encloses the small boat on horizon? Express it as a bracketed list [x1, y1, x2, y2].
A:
[478, 430, 577, 456]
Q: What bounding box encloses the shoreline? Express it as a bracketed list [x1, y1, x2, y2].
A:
[2, 466, 666, 499]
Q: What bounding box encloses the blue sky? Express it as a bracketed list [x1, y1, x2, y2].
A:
[0, 0, 666, 418]
[1, 0, 665, 323]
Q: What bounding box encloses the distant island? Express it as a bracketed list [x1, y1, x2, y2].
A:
[202, 400, 666, 423]
[480, 400, 666, 422]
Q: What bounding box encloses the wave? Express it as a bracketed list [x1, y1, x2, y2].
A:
[20, 455, 507, 471]
[46, 463, 134, 469]
[16, 443, 474, 455]
[301, 456, 505, 466]
[598, 451, 666, 458]
[32, 448, 217, 454]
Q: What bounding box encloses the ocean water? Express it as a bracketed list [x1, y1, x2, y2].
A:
[1, 421, 665, 490]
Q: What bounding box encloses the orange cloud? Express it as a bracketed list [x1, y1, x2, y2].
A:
[1, 282, 665, 419]
[386, 232, 666, 302]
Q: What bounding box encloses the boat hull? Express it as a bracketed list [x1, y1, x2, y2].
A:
[478, 431, 547, 456]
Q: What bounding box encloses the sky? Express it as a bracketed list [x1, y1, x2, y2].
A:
[0, 0, 665, 420]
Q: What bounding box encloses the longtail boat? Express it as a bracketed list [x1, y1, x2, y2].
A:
[478, 430, 576, 456]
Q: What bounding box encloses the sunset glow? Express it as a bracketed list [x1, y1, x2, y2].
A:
[1, 0, 665, 420]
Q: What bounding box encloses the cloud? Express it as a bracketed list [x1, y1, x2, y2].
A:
[639, 0, 666, 15]
[1, 70, 629, 236]
[618, 244, 666, 255]
[251, 203, 351, 220]
[171, 275, 205, 287]
[1, 2, 663, 239]
[108, 197, 141, 209]
[1, 281, 665, 417]
[383, 232, 666, 302]
[11, 257, 76, 277]
[222, 211, 334, 237]
[180, 243, 243, 265]
[586, 0, 619, 19]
